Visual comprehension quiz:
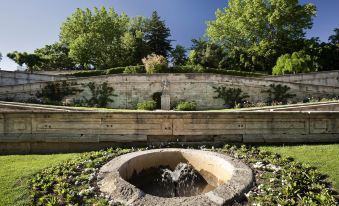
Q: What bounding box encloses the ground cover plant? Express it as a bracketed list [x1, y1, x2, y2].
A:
[136, 100, 157, 110]
[175, 101, 197, 111]
[0, 153, 79, 206]
[21, 145, 338, 206]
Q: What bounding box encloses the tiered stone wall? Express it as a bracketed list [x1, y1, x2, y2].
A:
[1, 73, 338, 110]
[0, 70, 68, 86]
[264, 70, 339, 87]
[1, 111, 338, 154]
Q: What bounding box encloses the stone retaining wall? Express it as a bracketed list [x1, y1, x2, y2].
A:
[1, 111, 338, 154]
[0, 70, 68, 86]
[264, 70, 339, 87]
[1, 74, 338, 110]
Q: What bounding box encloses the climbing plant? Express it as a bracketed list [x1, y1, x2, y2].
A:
[213, 86, 249, 108]
[83, 82, 117, 108]
[36, 81, 76, 105]
[263, 84, 296, 104]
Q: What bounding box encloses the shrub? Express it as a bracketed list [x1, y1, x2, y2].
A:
[83, 82, 117, 108]
[263, 84, 296, 104]
[123, 65, 146, 74]
[142, 54, 168, 74]
[213, 86, 249, 108]
[136, 100, 157, 110]
[36, 81, 76, 105]
[175, 101, 197, 111]
[272, 50, 318, 75]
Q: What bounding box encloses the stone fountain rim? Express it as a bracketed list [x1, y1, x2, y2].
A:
[97, 148, 254, 205]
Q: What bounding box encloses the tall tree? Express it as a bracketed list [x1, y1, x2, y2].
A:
[329, 28, 339, 46]
[171, 45, 187, 66]
[0, 52, 2, 63]
[206, 0, 317, 72]
[188, 38, 225, 68]
[317, 28, 339, 71]
[145, 11, 172, 58]
[60, 7, 130, 69]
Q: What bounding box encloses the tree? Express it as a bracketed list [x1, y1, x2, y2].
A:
[34, 43, 75, 70]
[316, 28, 339, 71]
[0, 52, 2, 63]
[122, 16, 150, 65]
[272, 50, 318, 75]
[329, 28, 339, 46]
[60, 7, 130, 69]
[145, 11, 172, 58]
[7, 51, 42, 73]
[171, 45, 187, 66]
[187, 38, 225, 68]
[206, 0, 317, 72]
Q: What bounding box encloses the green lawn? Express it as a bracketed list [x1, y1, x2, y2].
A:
[0, 145, 338, 205]
[260, 144, 339, 191]
[0, 153, 79, 206]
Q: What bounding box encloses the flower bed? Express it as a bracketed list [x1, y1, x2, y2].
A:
[30, 146, 337, 206]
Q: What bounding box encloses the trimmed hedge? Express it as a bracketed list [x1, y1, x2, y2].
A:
[68, 65, 265, 77]
[123, 65, 146, 74]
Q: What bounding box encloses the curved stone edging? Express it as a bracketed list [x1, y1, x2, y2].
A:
[97, 149, 254, 206]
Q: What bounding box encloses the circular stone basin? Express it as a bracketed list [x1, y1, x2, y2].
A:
[98, 149, 253, 205]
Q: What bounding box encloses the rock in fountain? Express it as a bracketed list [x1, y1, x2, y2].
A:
[129, 162, 214, 197]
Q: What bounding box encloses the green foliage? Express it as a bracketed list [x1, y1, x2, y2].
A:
[60, 7, 131, 69]
[175, 101, 197, 111]
[69, 67, 127, 77]
[7, 51, 42, 73]
[142, 54, 168, 74]
[33, 43, 75, 70]
[188, 38, 226, 68]
[273, 50, 318, 75]
[263, 84, 296, 104]
[104, 67, 126, 75]
[316, 28, 339, 71]
[123, 65, 146, 74]
[136, 100, 157, 110]
[213, 86, 249, 108]
[145, 11, 172, 58]
[36, 81, 76, 105]
[171, 45, 187, 66]
[83, 82, 117, 108]
[220, 145, 337, 206]
[26, 146, 337, 206]
[30, 148, 130, 206]
[206, 0, 317, 72]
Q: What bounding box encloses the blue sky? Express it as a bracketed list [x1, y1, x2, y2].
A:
[0, 0, 338, 71]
